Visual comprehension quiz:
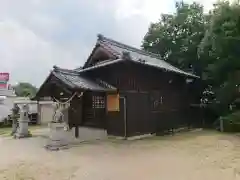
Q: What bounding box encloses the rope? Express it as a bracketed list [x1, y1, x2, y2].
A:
[53, 92, 78, 105]
[53, 92, 84, 105]
[51, 91, 84, 125]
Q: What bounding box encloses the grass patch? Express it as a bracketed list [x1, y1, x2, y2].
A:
[0, 125, 44, 136]
[0, 127, 12, 136]
[28, 125, 44, 130]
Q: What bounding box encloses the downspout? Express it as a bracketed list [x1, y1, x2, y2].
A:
[122, 96, 127, 139]
[37, 100, 41, 125]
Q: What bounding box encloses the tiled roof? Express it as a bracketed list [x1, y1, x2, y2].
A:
[93, 34, 199, 78]
[74, 66, 83, 71]
[53, 67, 116, 92]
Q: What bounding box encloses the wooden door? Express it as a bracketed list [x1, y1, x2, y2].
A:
[107, 97, 126, 137]
[126, 92, 152, 136]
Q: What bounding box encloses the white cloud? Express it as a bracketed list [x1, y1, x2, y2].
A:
[114, 0, 224, 22]
[115, 0, 174, 21]
[0, 20, 79, 86]
[186, 0, 235, 12]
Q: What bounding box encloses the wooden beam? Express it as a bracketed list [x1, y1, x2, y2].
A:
[75, 126, 79, 138]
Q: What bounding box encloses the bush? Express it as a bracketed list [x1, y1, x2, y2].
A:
[220, 111, 240, 132]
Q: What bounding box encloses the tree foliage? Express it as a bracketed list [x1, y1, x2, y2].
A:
[142, 1, 207, 75]
[142, 0, 240, 122]
[199, 1, 240, 116]
[13, 82, 38, 98]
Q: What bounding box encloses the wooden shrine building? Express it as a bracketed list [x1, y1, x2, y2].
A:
[35, 34, 201, 138]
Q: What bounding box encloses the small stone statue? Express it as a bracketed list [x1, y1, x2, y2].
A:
[46, 103, 70, 151]
[52, 104, 64, 123]
[22, 104, 29, 115]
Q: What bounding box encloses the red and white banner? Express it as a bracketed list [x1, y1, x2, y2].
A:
[0, 83, 7, 88]
[0, 73, 9, 82]
[0, 73, 9, 89]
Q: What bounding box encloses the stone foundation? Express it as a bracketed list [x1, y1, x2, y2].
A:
[45, 125, 107, 150]
[65, 127, 107, 144]
[45, 123, 69, 151]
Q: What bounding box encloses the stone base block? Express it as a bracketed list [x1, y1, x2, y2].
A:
[14, 131, 32, 139]
[45, 122, 69, 151]
[45, 140, 69, 151]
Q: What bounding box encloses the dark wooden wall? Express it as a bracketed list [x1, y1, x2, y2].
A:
[83, 61, 201, 136]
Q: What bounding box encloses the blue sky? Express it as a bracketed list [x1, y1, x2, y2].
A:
[0, 0, 220, 87]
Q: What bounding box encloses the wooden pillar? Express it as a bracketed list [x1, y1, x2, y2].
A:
[75, 126, 79, 138]
[104, 93, 108, 129]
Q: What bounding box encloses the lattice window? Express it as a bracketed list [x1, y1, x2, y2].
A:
[92, 96, 105, 108]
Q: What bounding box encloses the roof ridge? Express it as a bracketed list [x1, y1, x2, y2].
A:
[97, 34, 162, 60]
[74, 66, 83, 71]
[97, 41, 122, 57]
[96, 78, 116, 90]
[53, 66, 79, 75]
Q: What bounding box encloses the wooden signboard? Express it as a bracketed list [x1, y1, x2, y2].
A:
[107, 94, 119, 112]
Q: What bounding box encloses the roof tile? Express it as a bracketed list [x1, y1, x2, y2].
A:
[53, 67, 116, 92]
[97, 35, 199, 78]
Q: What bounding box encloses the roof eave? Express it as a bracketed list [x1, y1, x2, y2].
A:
[53, 70, 117, 93]
[79, 59, 125, 73]
[129, 59, 199, 79]
[91, 89, 117, 93]
[33, 71, 54, 100]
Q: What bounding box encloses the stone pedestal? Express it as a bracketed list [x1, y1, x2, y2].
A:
[14, 104, 31, 139]
[15, 119, 31, 138]
[45, 122, 69, 151]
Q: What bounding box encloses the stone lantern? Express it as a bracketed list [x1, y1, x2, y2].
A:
[14, 104, 31, 138]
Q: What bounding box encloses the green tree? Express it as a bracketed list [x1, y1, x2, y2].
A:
[142, 1, 207, 75]
[199, 1, 240, 117]
[13, 82, 38, 98]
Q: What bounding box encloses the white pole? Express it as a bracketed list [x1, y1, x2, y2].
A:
[220, 117, 224, 132]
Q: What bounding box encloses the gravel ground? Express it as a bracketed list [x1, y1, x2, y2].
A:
[0, 129, 240, 180]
